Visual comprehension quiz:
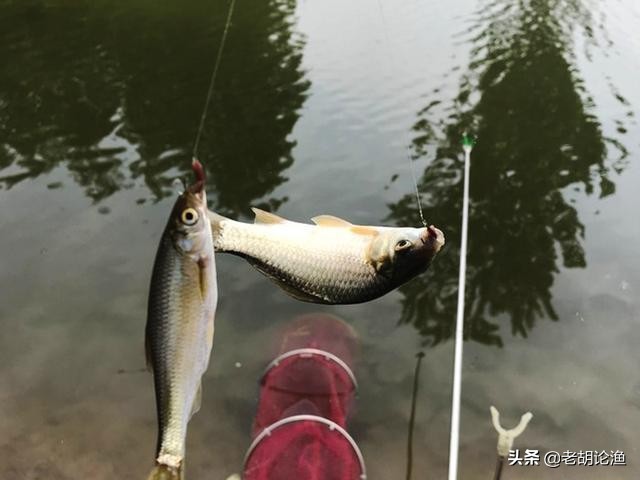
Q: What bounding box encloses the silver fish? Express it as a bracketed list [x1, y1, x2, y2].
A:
[209, 208, 444, 304]
[145, 160, 217, 480]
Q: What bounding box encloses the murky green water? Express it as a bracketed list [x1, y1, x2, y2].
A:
[1, 0, 639, 478]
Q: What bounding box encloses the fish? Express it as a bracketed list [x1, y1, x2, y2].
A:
[145, 159, 217, 480]
[208, 208, 444, 305]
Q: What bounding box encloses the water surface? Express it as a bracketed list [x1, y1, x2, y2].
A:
[1, 0, 639, 478]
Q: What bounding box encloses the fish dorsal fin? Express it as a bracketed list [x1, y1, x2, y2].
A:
[251, 207, 287, 225]
[311, 215, 353, 228]
[350, 225, 379, 236]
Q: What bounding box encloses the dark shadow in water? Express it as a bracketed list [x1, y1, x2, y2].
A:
[0, 0, 309, 216]
[388, 0, 629, 346]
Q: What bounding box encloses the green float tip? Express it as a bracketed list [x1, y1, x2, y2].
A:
[462, 132, 476, 148]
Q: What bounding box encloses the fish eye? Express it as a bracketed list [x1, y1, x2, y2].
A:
[180, 208, 199, 226]
[395, 239, 412, 251]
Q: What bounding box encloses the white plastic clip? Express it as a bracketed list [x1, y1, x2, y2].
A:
[490, 406, 533, 457]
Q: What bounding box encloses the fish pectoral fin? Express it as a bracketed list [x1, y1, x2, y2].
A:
[251, 207, 287, 224]
[190, 382, 202, 419]
[311, 214, 353, 228]
[372, 258, 393, 279]
[197, 257, 209, 300]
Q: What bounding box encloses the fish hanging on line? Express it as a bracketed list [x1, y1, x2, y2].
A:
[145, 159, 218, 480]
[208, 208, 444, 305]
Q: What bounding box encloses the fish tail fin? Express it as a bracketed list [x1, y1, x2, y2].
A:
[146, 464, 183, 480]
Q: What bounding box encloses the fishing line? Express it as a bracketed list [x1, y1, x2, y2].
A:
[447, 134, 474, 480]
[192, 0, 237, 159]
[406, 146, 427, 227]
[376, 0, 427, 227]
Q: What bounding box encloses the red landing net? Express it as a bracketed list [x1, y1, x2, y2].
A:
[243, 313, 365, 480]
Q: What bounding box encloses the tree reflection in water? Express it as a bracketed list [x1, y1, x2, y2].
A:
[0, 0, 309, 216]
[388, 0, 628, 346]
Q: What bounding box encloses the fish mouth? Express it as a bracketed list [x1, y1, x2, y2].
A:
[420, 225, 445, 252]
